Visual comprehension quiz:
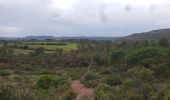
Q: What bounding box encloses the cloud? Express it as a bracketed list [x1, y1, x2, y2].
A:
[0, 26, 23, 36]
[0, 0, 170, 37]
[124, 4, 132, 12]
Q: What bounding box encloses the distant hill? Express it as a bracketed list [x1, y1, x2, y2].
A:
[23, 36, 56, 40]
[3, 28, 170, 41]
[24, 36, 120, 41]
[120, 28, 170, 41]
[0, 36, 121, 41]
[0, 37, 18, 40]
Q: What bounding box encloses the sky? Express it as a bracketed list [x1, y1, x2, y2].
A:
[0, 0, 170, 37]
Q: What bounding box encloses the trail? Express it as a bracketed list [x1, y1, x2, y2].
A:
[71, 80, 94, 100]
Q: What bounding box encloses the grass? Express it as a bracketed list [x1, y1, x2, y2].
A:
[0, 42, 78, 55]
[14, 49, 33, 55]
[28, 43, 77, 51]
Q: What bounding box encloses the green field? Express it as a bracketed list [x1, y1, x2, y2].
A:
[13, 49, 33, 55]
[0, 42, 78, 55]
[28, 43, 77, 51]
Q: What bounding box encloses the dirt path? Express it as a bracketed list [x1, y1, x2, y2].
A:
[71, 80, 94, 100]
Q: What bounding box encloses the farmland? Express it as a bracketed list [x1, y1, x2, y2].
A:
[27, 43, 77, 51]
[0, 41, 78, 55]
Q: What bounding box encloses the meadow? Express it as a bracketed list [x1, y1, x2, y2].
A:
[27, 43, 77, 51]
[0, 41, 78, 55]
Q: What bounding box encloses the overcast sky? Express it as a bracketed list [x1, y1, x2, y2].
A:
[0, 0, 170, 37]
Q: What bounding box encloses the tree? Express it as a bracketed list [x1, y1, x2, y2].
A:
[110, 49, 126, 64]
[158, 38, 169, 48]
[127, 67, 154, 82]
[125, 47, 167, 67]
[34, 47, 45, 55]
[37, 75, 65, 90]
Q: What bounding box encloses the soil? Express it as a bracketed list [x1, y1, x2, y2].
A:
[71, 80, 94, 100]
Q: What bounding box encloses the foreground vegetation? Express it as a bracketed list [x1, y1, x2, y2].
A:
[0, 38, 170, 100]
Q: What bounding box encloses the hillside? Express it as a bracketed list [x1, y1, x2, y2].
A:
[0, 36, 121, 41]
[120, 28, 170, 41]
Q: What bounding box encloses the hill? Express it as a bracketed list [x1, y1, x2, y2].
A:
[0, 37, 18, 40]
[120, 28, 170, 41]
[23, 36, 56, 40]
[0, 36, 121, 41]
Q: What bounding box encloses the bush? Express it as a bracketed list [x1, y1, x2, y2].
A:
[0, 70, 11, 76]
[154, 85, 170, 100]
[125, 47, 167, 66]
[154, 63, 170, 78]
[104, 75, 122, 86]
[0, 84, 17, 100]
[127, 67, 154, 82]
[94, 83, 114, 100]
[37, 75, 65, 90]
[82, 71, 100, 88]
[125, 93, 144, 100]
[82, 71, 100, 82]
[110, 49, 126, 64]
[62, 89, 77, 100]
[123, 79, 139, 91]
[100, 69, 111, 75]
[83, 80, 98, 88]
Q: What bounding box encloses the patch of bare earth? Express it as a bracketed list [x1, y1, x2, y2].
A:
[71, 80, 94, 100]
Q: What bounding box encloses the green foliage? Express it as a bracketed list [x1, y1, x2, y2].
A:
[35, 47, 45, 55]
[82, 71, 100, 82]
[12, 63, 35, 71]
[125, 92, 144, 100]
[0, 47, 14, 57]
[83, 80, 98, 88]
[154, 63, 170, 78]
[127, 67, 154, 82]
[104, 75, 122, 86]
[0, 70, 11, 76]
[37, 75, 65, 90]
[0, 76, 35, 100]
[62, 89, 77, 100]
[125, 47, 167, 66]
[0, 40, 170, 100]
[156, 86, 170, 100]
[100, 68, 111, 75]
[82, 71, 100, 88]
[94, 83, 114, 100]
[0, 84, 17, 100]
[158, 38, 169, 48]
[110, 49, 126, 64]
[123, 79, 139, 91]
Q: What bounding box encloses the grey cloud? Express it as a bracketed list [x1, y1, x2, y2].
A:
[0, 0, 170, 37]
[124, 4, 132, 12]
[149, 4, 156, 12]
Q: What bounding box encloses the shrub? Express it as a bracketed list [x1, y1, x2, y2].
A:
[83, 80, 98, 88]
[94, 83, 114, 100]
[125, 93, 144, 100]
[127, 67, 154, 82]
[0, 70, 11, 76]
[110, 49, 126, 64]
[123, 79, 138, 91]
[125, 47, 167, 66]
[0, 84, 17, 100]
[100, 69, 111, 75]
[104, 75, 122, 86]
[154, 63, 170, 78]
[155, 86, 170, 100]
[82, 71, 100, 82]
[62, 89, 77, 100]
[82, 71, 100, 88]
[37, 75, 65, 90]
